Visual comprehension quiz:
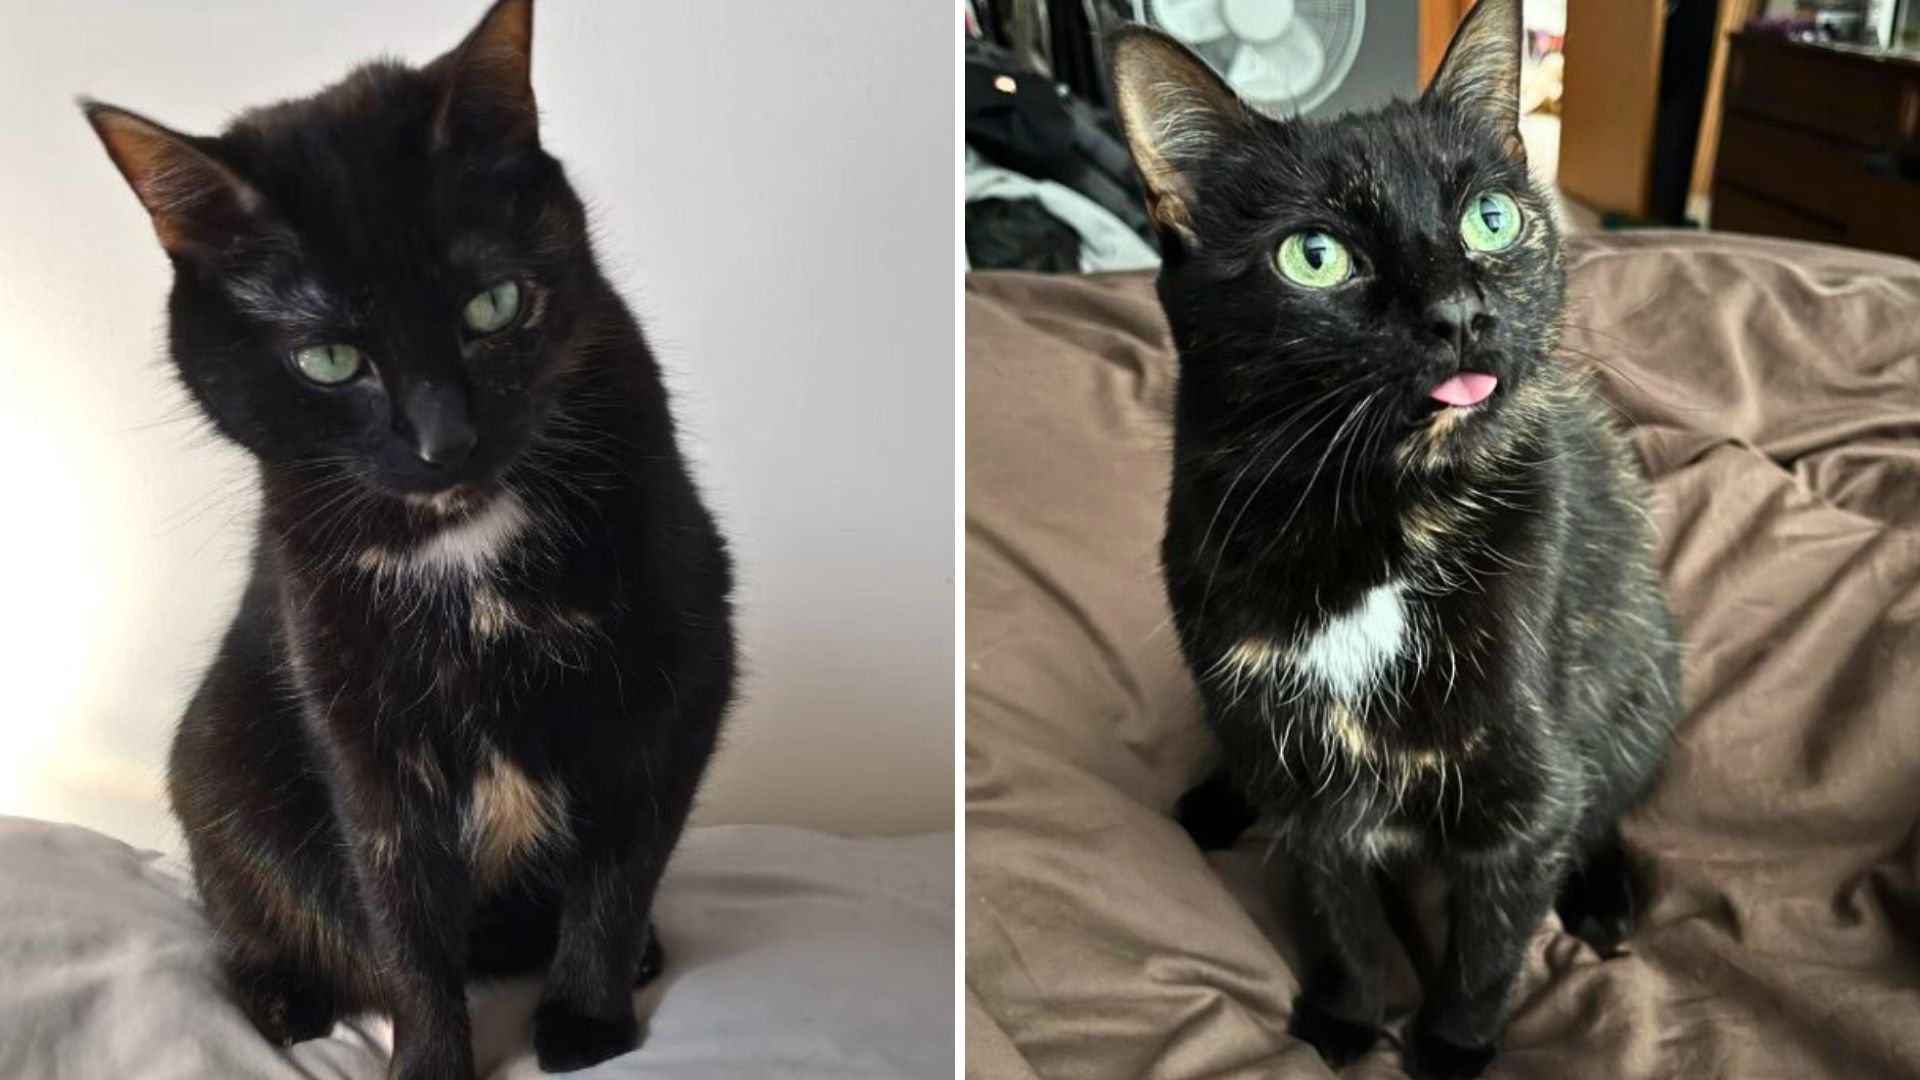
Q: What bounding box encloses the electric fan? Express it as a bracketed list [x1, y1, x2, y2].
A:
[1131, 0, 1366, 117]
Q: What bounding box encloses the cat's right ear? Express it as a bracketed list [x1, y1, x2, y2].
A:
[81, 101, 263, 257]
[1108, 26, 1256, 244]
[430, 0, 539, 160]
[1424, 0, 1525, 160]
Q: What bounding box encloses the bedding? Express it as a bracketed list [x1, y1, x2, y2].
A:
[0, 817, 951, 1079]
[964, 232, 1920, 1079]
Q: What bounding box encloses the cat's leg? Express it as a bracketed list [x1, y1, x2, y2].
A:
[1556, 677, 1670, 956]
[330, 765, 477, 1080]
[530, 818, 667, 1072]
[181, 799, 367, 1046]
[194, 846, 369, 1045]
[170, 652, 374, 1048]
[1410, 842, 1566, 1080]
[1288, 851, 1391, 1066]
[532, 651, 729, 1072]
[1175, 768, 1260, 851]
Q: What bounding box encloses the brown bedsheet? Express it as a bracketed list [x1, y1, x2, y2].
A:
[965, 231, 1920, 1079]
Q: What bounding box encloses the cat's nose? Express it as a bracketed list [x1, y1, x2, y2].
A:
[416, 422, 477, 469]
[1425, 291, 1493, 356]
[400, 382, 477, 469]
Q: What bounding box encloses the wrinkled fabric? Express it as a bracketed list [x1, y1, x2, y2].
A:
[964, 232, 1920, 1080]
[0, 817, 953, 1079]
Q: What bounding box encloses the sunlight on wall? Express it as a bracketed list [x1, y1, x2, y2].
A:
[0, 326, 117, 823]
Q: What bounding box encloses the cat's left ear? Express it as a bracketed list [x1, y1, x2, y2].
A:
[82, 102, 266, 257]
[1425, 0, 1526, 162]
[430, 0, 539, 157]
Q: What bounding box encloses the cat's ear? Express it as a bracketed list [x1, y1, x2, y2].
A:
[430, 0, 538, 157]
[1109, 26, 1258, 241]
[1425, 0, 1525, 161]
[82, 101, 265, 256]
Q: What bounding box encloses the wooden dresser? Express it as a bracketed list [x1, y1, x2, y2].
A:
[1712, 32, 1920, 259]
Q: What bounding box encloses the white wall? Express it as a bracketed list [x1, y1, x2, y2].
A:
[0, 1, 954, 849]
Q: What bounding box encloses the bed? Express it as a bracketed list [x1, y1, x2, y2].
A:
[0, 817, 952, 1078]
[964, 231, 1920, 1079]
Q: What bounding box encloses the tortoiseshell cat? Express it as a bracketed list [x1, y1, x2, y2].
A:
[1110, 2, 1679, 1077]
[84, 1, 735, 1075]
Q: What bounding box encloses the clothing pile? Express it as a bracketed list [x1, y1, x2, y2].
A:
[963, 3, 1159, 274]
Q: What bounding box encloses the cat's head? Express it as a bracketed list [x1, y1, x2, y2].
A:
[1112, 0, 1563, 473]
[84, 0, 591, 501]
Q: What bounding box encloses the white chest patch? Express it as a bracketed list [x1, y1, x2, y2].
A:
[1294, 580, 1412, 700]
[1360, 823, 1425, 862]
[361, 493, 532, 583]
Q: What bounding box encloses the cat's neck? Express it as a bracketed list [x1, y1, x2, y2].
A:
[1172, 371, 1568, 626]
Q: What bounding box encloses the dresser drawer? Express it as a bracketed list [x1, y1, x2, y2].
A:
[1724, 36, 1920, 149]
[1710, 185, 1849, 245]
[1715, 112, 1858, 220]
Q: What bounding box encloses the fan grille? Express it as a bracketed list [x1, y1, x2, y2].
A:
[1136, 0, 1366, 117]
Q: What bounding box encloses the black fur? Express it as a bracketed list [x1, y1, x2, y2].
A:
[83, 2, 734, 1076]
[1112, 2, 1679, 1076]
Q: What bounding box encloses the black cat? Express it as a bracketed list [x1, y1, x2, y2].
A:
[83, 1, 735, 1076]
[1109, 2, 1679, 1077]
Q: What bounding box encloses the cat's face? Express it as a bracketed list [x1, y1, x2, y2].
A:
[86, 0, 585, 500]
[1113, 0, 1561, 472]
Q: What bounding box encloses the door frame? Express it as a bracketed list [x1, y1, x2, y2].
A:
[1420, 0, 1476, 87]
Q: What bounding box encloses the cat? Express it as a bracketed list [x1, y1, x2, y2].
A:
[82, 1, 736, 1076]
[1109, 1, 1680, 1077]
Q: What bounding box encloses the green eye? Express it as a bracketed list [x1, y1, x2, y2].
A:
[1462, 192, 1522, 252]
[462, 280, 523, 334]
[1276, 232, 1353, 288]
[292, 343, 365, 385]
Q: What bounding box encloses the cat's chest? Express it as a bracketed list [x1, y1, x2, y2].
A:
[1212, 579, 1423, 708]
[291, 493, 613, 693]
[1292, 579, 1415, 701]
[1205, 575, 1549, 848]
[1205, 576, 1512, 772]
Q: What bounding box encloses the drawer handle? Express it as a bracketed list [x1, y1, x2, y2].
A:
[1863, 150, 1920, 181]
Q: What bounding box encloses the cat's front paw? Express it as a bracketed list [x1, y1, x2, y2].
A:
[236, 969, 338, 1047]
[1406, 1025, 1497, 1080]
[1563, 905, 1633, 957]
[634, 923, 665, 987]
[1175, 772, 1258, 852]
[533, 998, 640, 1073]
[1555, 865, 1636, 957]
[1555, 829, 1640, 957]
[1287, 995, 1380, 1066]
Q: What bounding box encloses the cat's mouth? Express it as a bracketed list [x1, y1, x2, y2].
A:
[404, 484, 486, 517]
[1430, 371, 1498, 408]
[1414, 371, 1500, 423]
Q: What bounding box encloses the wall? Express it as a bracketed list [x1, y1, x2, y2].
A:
[0, 0, 954, 850]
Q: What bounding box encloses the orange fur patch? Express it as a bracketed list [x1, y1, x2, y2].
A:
[463, 752, 566, 890]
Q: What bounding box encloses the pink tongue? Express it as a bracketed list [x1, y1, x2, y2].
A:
[1429, 371, 1498, 407]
